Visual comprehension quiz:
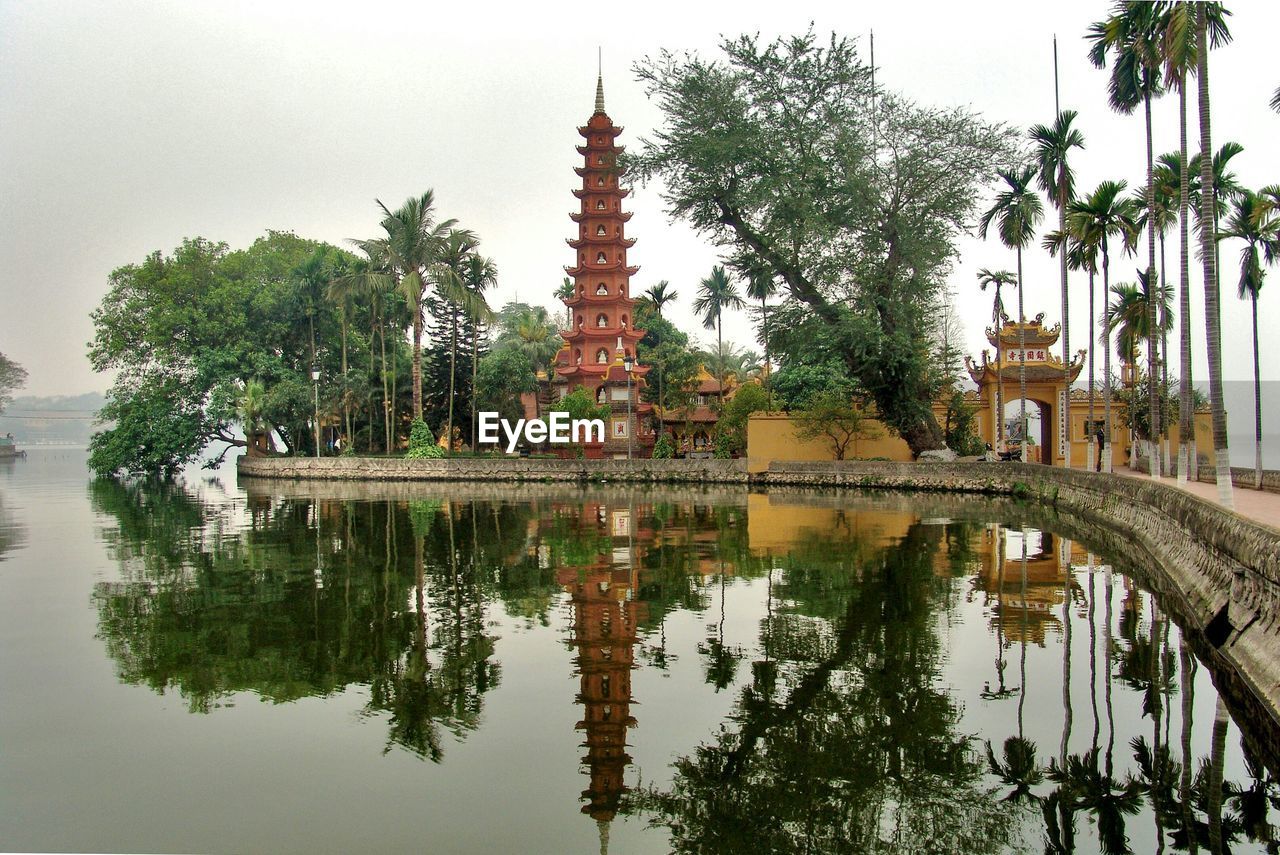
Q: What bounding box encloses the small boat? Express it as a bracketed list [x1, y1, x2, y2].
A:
[0, 434, 25, 459]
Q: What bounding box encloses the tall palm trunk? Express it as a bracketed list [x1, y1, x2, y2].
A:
[1088, 269, 1097, 471]
[1102, 244, 1114, 473]
[1060, 537, 1072, 764]
[1144, 90, 1161, 478]
[412, 310, 424, 424]
[1178, 640, 1194, 852]
[1016, 247, 1028, 462]
[380, 316, 390, 453]
[761, 295, 773, 410]
[996, 306, 1006, 452]
[716, 317, 725, 410]
[447, 308, 458, 453]
[1159, 230, 1170, 475]
[1196, 3, 1234, 509]
[1058, 173, 1071, 468]
[1251, 293, 1263, 489]
[471, 322, 479, 449]
[1178, 83, 1195, 486]
[340, 312, 350, 449]
[1208, 695, 1229, 853]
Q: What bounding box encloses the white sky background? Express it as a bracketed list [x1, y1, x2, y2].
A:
[1, 0, 1277, 398]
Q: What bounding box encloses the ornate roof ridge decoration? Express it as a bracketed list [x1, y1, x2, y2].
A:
[985, 313, 1063, 348]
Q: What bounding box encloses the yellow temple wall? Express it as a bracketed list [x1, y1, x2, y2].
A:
[745, 414, 914, 472]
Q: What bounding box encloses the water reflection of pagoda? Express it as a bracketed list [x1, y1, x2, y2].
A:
[556, 501, 649, 848]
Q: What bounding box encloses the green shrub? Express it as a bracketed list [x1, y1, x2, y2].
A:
[714, 432, 733, 459]
[652, 433, 675, 459]
[405, 419, 445, 459]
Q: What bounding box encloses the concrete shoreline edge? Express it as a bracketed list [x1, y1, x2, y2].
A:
[238, 455, 1280, 740]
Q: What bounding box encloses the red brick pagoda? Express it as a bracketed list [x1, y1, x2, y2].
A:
[552, 73, 654, 457]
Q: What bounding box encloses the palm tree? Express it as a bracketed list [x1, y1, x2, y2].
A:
[1046, 229, 1101, 469]
[1031, 111, 1085, 467]
[692, 265, 744, 410]
[325, 260, 362, 448]
[461, 254, 498, 447]
[1106, 272, 1173, 436]
[644, 280, 678, 318]
[977, 268, 1017, 453]
[1219, 190, 1278, 490]
[745, 269, 778, 410]
[1138, 167, 1179, 471]
[291, 246, 330, 376]
[432, 228, 483, 451]
[377, 191, 457, 424]
[554, 277, 575, 328]
[1068, 181, 1140, 472]
[1195, 1, 1237, 509]
[1090, 1, 1166, 476]
[498, 305, 561, 427]
[979, 166, 1044, 462]
[237, 378, 270, 454]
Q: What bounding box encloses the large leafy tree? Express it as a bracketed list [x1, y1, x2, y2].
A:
[630, 30, 1012, 455]
[87, 232, 358, 476]
[979, 165, 1044, 462]
[0, 351, 27, 416]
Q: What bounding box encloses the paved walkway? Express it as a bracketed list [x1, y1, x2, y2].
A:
[1114, 466, 1280, 531]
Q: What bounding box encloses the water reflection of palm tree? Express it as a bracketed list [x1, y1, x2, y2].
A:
[986, 736, 1044, 804]
[1048, 747, 1144, 855]
[983, 526, 1017, 701]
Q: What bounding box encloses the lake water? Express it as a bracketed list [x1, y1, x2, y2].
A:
[2, 448, 1277, 854]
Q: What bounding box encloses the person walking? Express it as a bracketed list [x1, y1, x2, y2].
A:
[1095, 424, 1106, 473]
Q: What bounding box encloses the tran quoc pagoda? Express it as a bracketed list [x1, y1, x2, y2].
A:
[549, 72, 655, 458]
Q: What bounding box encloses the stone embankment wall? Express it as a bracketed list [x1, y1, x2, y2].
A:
[237, 455, 749, 484]
[239, 455, 1280, 727]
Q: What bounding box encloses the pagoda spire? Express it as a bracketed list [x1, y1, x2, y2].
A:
[595, 48, 605, 114]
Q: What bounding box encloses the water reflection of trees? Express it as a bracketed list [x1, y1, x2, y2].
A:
[626, 520, 1019, 853]
[88, 480, 1280, 851]
[89, 479, 551, 761]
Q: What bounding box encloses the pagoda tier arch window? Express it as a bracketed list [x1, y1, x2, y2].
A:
[597, 176, 606, 186]
[595, 348, 609, 364]
[576, 314, 583, 327]
[596, 282, 608, 295]
[620, 314, 628, 328]
[597, 154, 606, 164]
[596, 313, 608, 328]
[595, 251, 607, 264]
[596, 386, 607, 403]
[596, 224, 606, 236]
[596, 200, 606, 210]
[574, 349, 582, 364]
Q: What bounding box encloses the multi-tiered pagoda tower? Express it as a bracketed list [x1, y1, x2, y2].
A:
[552, 73, 653, 457]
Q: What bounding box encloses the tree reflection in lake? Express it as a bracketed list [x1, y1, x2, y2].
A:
[87, 480, 1280, 853]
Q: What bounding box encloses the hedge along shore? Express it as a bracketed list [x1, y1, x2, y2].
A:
[239, 456, 1280, 736]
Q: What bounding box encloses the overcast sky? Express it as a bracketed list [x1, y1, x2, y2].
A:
[2, 0, 1277, 398]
